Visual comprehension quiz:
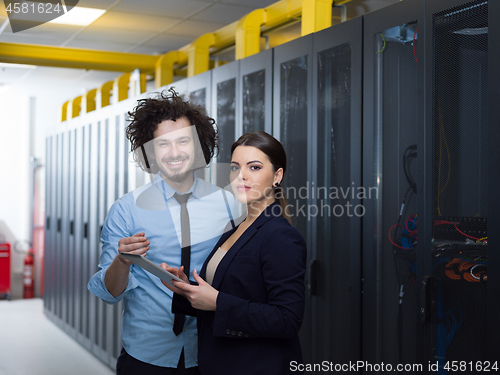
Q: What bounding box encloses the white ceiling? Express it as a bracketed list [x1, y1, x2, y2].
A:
[0, 0, 398, 99]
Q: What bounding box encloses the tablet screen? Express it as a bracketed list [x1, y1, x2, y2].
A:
[120, 253, 187, 284]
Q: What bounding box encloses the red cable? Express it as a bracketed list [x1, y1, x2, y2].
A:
[453, 223, 481, 241]
[434, 220, 483, 241]
[405, 215, 417, 236]
[388, 223, 412, 250]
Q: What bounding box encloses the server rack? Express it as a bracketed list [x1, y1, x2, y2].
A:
[55, 133, 63, 321]
[67, 128, 76, 338]
[88, 118, 104, 361]
[188, 70, 212, 112]
[272, 33, 314, 363]
[44, 2, 498, 369]
[45, 135, 55, 314]
[74, 125, 84, 344]
[80, 122, 91, 348]
[60, 130, 69, 328]
[422, 0, 493, 368]
[487, 0, 500, 360]
[212, 60, 239, 188]
[362, 0, 424, 368]
[238, 48, 273, 136]
[187, 71, 212, 182]
[310, 16, 363, 365]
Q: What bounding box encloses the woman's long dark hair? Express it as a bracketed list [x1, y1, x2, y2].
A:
[231, 131, 291, 225]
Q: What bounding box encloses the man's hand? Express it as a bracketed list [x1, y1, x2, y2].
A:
[104, 232, 149, 298]
[117, 232, 149, 265]
[170, 269, 219, 311]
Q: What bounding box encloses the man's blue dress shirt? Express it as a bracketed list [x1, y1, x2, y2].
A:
[88, 173, 237, 368]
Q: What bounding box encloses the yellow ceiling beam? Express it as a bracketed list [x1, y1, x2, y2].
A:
[115, 73, 131, 102]
[155, 51, 188, 88]
[301, 0, 334, 36]
[187, 33, 216, 77]
[85, 89, 97, 113]
[236, 9, 266, 60]
[264, 0, 303, 31]
[0, 42, 158, 73]
[99, 80, 114, 108]
[60, 0, 352, 120]
[71, 96, 82, 118]
[61, 101, 69, 122]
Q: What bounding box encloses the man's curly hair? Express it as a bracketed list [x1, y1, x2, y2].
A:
[126, 87, 218, 173]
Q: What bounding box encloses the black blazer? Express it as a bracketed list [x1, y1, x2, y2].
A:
[173, 201, 307, 375]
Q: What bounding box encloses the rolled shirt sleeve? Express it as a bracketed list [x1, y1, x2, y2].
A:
[87, 196, 139, 304]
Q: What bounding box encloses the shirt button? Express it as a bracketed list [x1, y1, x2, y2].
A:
[231, 331, 236, 336]
[237, 332, 243, 337]
[226, 329, 230, 335]
[183, 327, 187, 331]
[244, 333, 249, 338]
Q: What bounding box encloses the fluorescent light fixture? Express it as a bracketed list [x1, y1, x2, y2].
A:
[48, 6, 106, 26]
[0, 62, 37, 69]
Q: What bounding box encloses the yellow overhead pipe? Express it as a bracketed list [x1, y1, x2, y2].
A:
[138, 73, 147, 94]
[301, 0, 334, 36]
[0, 42, 158, 73]
[264, 0, 302, 31]
[236, 9, 266, 60]
[155, 51, 186, 88]
[99, 80, 114, 108]
[115, 73, 131, 102]
[86, 89, 97, 113]
[181, 0, 304, 76]
[71, 96, 82, 119]
[187, 33, 216, 78]
[61, 101, 69, 122]
[62, 0, 351, 116]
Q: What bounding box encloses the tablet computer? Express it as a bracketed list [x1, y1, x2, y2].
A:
[120, 253, 187, 284]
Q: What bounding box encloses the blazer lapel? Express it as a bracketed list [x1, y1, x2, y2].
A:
[209, 225, 258, 290]
[200, 227, 236, 279]
[208, 201, 280, 290]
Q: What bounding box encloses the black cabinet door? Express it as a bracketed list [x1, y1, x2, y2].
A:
[363, 0, 424, 367]
[423, 0, 491, 369]
[212, 61, 238, 188]
[310, 16, 363, 365]
[273, 33, 314, 363]
[239, 48, 273, 136]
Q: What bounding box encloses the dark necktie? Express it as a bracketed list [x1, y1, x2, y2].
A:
[172, 192, 192, 336]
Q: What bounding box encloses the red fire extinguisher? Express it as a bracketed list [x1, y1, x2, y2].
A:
[23, 249, 34, 299]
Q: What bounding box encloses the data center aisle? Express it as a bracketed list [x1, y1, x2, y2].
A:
[0, 299, 114, 375]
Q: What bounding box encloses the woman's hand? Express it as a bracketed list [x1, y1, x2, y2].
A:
[171, 269, 219, 311]
[159, 264, 189, 296]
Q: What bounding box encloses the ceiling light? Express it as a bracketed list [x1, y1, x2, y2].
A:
[48, 6, 106, 26]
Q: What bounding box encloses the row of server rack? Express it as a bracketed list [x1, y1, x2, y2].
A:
[44, 0, 499, 372]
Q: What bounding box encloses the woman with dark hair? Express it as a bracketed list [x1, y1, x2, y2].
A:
[161, 131, 306, 375]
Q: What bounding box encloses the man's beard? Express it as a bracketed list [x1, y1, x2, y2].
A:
[161, 168, 192, 182]
[158, 157, 193, 182]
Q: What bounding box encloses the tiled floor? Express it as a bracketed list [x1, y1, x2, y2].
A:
[0, 298, 115, 375]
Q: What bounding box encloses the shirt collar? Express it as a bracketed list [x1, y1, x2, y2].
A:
[153, 171, 205, 200]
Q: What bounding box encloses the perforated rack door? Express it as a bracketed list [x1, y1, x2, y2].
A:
[429, 0, 489, 367]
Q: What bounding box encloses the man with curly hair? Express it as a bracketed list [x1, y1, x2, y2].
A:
[88, 88, 237, 375]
